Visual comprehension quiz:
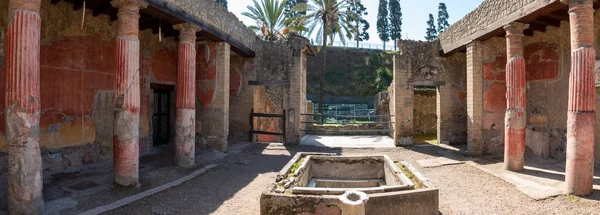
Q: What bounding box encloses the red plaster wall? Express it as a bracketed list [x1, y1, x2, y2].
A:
[152, 49, 178, 83]
[196, 44, 217, 108]
[483, 55, 507, 132]
[524, 43, 560, 81]
[482, 43, 560, 133]
[0, 34, 178, 151]
[483, 56, 506, 81]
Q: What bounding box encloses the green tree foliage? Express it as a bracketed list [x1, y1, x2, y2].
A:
[348, 0, 370, 48]
[425, 13, 437, 41]
[216, 0, 228, 9]
[283, 0, 308, 35]
[388, 0, 402, 50]
[375, 67, 393, 92]
[286, 0, 357, 115]
[284, 0, 307, 18]
[437, 2, 450, 33]
[377, 0, 390, 50]
[243, 0, 289, 41]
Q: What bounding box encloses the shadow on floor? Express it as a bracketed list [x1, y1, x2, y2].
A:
[103, 143, 343, 215]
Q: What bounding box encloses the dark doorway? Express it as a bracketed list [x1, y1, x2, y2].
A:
[152, 89, 171, 146]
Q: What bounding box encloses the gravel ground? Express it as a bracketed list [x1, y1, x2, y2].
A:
[104, 143, 600, 215]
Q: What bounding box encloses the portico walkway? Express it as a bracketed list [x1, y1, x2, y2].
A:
[300, 135, 396, 148]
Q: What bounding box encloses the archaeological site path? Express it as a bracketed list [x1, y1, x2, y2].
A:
[103, 143, 600, 215]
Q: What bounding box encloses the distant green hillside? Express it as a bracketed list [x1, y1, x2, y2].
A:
[307, 47, 394, 97]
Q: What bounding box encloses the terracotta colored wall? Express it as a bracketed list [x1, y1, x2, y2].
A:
[0, 35, 114, 150]
[254, 86, 283, 142]
[196, 44, 217, 108]
[0, 34, 177, 152]
[481, 33, 564, 156]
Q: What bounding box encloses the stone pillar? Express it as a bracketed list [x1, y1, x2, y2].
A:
[111, 0, 147, 187]
[174, 23, 200, 167]
[6, 0, 44, 213]
[466, 41, 484, 156]
[437, 85, 452, 144]
[563, 0, 596, 196]
[392, 55, 413, 145]
[503, 22, 529, 172]
[286, 47, 305, 145]
[207, 42, 231, 151]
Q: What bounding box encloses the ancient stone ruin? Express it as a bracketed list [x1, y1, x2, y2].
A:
[261, 153, 438, 215]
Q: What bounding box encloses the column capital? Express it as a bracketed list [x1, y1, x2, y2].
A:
[8, 0, 41, 13]
[503, 22, 529, 36]
[173, 23, 201, 44]
[111, 0, 148, 9]
[560, 0, 593, 7]
[112, 0, 147, 38]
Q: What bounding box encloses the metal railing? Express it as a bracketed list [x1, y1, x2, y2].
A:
[300, 113, 394, 134]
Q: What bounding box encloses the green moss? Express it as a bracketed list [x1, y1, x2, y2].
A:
[288, 158, 305, 174]
[396, 162, 425, 189]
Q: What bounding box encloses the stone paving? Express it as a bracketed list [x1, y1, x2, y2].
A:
[300, 135, 396, 148]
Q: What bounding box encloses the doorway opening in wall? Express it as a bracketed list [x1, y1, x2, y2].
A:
[151, 84, 174, 147]
[413, 86, 438, 145]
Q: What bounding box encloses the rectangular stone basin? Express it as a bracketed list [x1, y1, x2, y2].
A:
[261, 153, 439, 215]
[291, 155, 414, 195]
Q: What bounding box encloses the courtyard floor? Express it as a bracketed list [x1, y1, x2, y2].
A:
[102, 142, 600, 215]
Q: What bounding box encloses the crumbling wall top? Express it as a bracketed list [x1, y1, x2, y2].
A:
[438, 0, 554, 54]
[151, 0, 259, 54]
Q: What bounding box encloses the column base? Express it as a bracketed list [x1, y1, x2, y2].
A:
[114, 110, 140, 187]
[175, 108, 196, 168]
[566, 111, 595, 196]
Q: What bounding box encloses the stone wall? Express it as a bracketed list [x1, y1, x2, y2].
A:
[160, 0, 258, 51]
[393, 40, 468, 144]
[438, 0, 546, 53]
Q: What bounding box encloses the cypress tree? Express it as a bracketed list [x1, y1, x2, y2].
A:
[216, 0, 228, 9]
[437, 3, 450, 33]
[377, 0, 390, 50]
[425, 14, 437, 41]
[349, 0, 370, 48]
[388, 0, 402, 50]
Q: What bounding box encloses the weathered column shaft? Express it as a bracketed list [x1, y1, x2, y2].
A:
[208, 42, 230, 151]
[503, 22, 528, 172]
[392, 55, 413, 146]
[111, 0, 147, 187]
[466, 41, 484, 156]
[437, 85, 452, 144]
[564, 0, 596, 196]
[174, 23, 199, 167]
[6, 0, 44, 213]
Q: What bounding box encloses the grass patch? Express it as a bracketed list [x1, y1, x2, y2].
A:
[396, 162, 425, 189]
[414, 135, 438, 145]
[288, 158, 305, 175]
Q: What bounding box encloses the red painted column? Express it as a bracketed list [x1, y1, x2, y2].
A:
[174, 23, 200, 167]
[5, 0, 44, 213]
[111, 0, 147, 187]
[503, 22, 528, 172]
[564, 0, 596, 196]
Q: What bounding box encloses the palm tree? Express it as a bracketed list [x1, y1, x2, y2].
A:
[287, 0, 357, 116]
[243, 0, 290, 41]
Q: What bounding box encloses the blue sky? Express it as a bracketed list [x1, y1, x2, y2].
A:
[228, 0, 484, 44]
